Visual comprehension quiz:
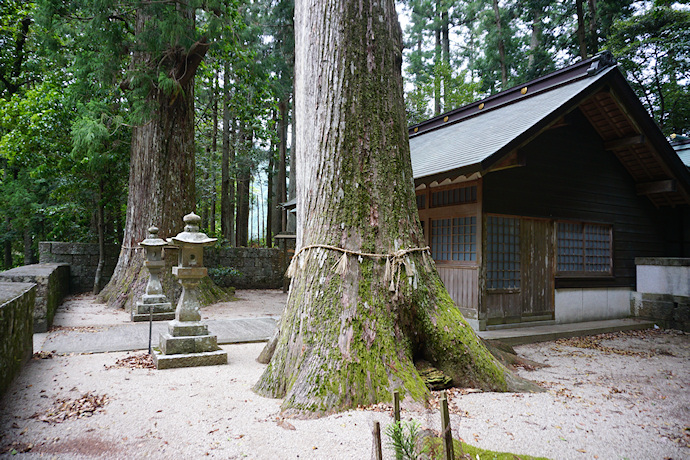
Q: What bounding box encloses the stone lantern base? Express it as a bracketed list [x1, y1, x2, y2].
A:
[131, 294, 175, 322]
[152, 320, 227, 369]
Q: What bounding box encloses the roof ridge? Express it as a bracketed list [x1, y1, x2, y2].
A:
[409, 52, 617, 139]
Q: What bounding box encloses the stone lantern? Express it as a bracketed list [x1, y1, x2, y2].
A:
[153, 212, 227, 369]
[132, 226, 174, 322]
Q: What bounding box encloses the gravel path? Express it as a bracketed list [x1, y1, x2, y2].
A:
[1, 292, 688, 459]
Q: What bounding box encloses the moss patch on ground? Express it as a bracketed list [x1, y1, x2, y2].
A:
[425, 436, 550, 460]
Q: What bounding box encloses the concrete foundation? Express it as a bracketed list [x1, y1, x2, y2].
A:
[555, 287, 632, 324]
[132, 295, 174, 322]
[634, 258, 690, 331]
[152, 349, 228, 370]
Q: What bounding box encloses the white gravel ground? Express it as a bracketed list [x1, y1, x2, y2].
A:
[1, 292, 688, 459]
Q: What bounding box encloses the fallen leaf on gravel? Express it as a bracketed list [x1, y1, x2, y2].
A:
[554, 330, 685, 357]
[32, 351, 54, 359]
[277, 418, 296, 430]
[38, 392, 110, 424]
[104, 353, 155, 369]
[49, 326, 104, 335]
[0, 441, 33, 455]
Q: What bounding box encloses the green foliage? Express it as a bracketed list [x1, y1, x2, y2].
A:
[207, 266, 243, 285]
[0, 80, 74, 259]
[385, 420, 428, 460]
[606, 4, 690, 135]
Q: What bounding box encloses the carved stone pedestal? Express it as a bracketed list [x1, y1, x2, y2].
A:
[152, 213, 227, 370]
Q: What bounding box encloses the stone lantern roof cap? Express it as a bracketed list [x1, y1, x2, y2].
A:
[140, 226, 167, 247]
[168, 212, 217, 246]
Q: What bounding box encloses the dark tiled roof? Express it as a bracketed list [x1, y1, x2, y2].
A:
[409, 53, 617, 182]
[408, 52, 690, 207]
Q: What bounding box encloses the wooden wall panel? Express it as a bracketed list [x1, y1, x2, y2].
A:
[484, 291, 521, 323]
[437, 266, 478, 309]
[483, 109, 670, 289]
[520, 219, 555, 317]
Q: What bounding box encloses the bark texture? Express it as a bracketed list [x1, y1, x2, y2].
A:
[99, 7, 228, 310]
[254, 0, 535, 416]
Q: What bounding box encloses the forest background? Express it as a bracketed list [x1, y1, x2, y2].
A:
[1, 0, 688, 275]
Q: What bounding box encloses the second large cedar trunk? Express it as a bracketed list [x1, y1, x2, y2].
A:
[99, 7, 227, 310]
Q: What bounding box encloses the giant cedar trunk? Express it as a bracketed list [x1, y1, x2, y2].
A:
[99, 7, 226, 310]
[254, 0, 533, 416]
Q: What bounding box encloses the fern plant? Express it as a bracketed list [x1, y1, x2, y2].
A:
[385, 420, 429, 460]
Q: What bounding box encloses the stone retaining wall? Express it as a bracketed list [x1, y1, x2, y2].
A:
[634, 258, 690, 331]
[39, 242, 288, 291]
[0, 264, 70, 333]
[204, 246, 287, 289]
[0, 282, 35, 398]
[39, 242, 120, 293]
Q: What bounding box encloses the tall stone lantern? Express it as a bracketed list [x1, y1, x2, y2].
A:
[152, 212, 227, 369]
[132, 226, 174, 322]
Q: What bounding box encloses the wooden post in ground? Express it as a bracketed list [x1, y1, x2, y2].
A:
[441, 390, 454, 460]
[393, 390, 401, 460]
[372, 421, 383, 460]
[394, 390, 400, 422]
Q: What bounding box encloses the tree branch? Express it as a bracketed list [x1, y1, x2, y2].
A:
[174, 37, 210, 87]
[11, 17, 32, 81]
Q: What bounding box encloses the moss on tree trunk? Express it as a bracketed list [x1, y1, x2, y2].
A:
[254, 0, 538, 416]
[99, 6, 228, 311]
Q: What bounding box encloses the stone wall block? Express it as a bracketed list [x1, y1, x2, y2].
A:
[0, 282, 35, 398]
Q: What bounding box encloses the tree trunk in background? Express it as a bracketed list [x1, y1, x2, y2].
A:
[235, 122, 251, 247]
[3, 165, 11, 269]
[93, 180, 105, 295]
[254, 0, 535, 416]
[587, 0, 599, 55]
[576, 0, 588, 59]
[23, 227, 32, 265]
[207, 68, 219, 234]
[3, 223, 10, 268]
[492, 0, 508, 88]
[276, 98, 288, 235]
[267, 145, 274, 247]
[287, 98, 296, 233]
[99, 6, 228, 310]
[441, 6, 450, 110]
[434, 24, 441, 115]
[528, 8, 541, 72]
[221, 63, 235, 246]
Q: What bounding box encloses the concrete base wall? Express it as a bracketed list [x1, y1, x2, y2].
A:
[0, 282, 35, 398]
[634, 258, 690, 331]
[0, 264, 70, 332]
[555, 287, 632, 324]
[636, 258, 690, 297]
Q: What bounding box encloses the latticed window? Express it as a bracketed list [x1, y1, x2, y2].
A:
[416, 194, 426, 210]
[486, 216, 520, 289]
[557, 222, 612, 274]
[430, 216, 476, 262]
[431, 185, 477, 207]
